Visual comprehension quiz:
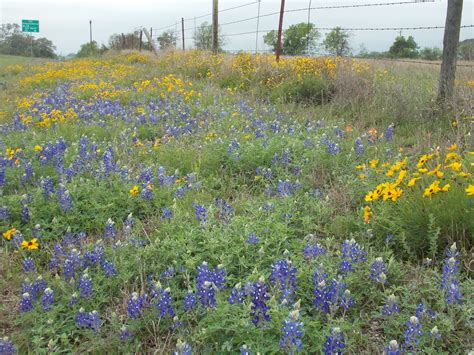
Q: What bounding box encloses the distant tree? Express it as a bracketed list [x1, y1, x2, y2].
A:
[388, 35, 419, 58]
[264, 23, 319, 55]
[157, 30, 177, 50]
[420, 47, 442, 61]
[458, 38, 474, 60]
[193, 22, 225, 51]
[108, 31, 142, 51]
[76, 41, 100, 57]
[0, 23, 56, 58]
[323, 27, 351, 56]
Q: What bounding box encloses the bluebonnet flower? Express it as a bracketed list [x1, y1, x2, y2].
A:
[277, 180, 297, 197]
[154, 283, 175, 318]
[11, 231, 23, 249]
[404, 316, 423, 351]
[63, 248, 83, 281]
[193, 203, 207, 227]
[429, 326, 441, 340]
[161, 207, 172, 221]
[339, 239, 367, 275]
[215, 198, 234, 223]
[334, 127, 345, 138]
[40, 288, 54, 311]
[240, 345, 251, 355]
[41, 177, 55, 199]
[0, 206, 10, 220]
[384, 340, 400, 355]
[269, 259, 298, 305]
[183, 290, 198, 311]
[382, 294, 400, 316]
[0, 336, 17, 354]
[84, 243, 104, 268]
[160, 266, 176, 279]
[174, 339, 192, 355]
[280, 308, 304, 353]
[32, 224, 42, 239]
[127, 292, 148, 319]
[101, 260, 117, 277]
[415, 302, 436, 320]
[303, 243, 326, 259]
[0, 169, 5, 187]
[120, 325, 132, 342]
[76, 309, 101, 333]
[370, 257, 388, 285]
[104, 218, 116, 239]
[250, 276, 270, 325]
[57, 185, 72, 212]
[339, 289, 355, 311]
[354, 137, 365, 155]
[261, 202, 275, 212]
[326, 141, 341, 155]
[22, 257, 36, 273]
[21, 206, 29, 223]
[32, 276, 47, 299]
[228, 283, 246, 304]
[385, 125, 394, 141]
[70, 292, 78, 305]
[323, 327, 345, 355]
[19, 292, 33, 312]
[246, 232, 259, 244]
[141, 184, 154, 200]
[440, 243, 462, 305]
[78, 272, 93, 298]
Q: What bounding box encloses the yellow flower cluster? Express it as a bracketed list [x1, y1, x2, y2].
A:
[361, 143, 473, 223]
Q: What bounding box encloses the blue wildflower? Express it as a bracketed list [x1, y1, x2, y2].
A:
[40, 288, 54, 311]
[280, 307, 304, 353]
[303, 243, 326, 259]
[193, 203, 207, 227]
[323, 327, 345, 355]
[22, 257, 36, 273]
[174, 339, 192, 355]
[78, 272, 93, 298]
[354, 137, 365, 155]
[154, 284, 175, 319]
[104, 218, 116, 239]
[161, 207, 172, 221]
[339, 239, 367, 275]
[215, 198, 234, 223]
[370, 257, 388, 285]
[101, 260, 117, 277]
[228, 283, 246, 304]
[19, 292, 33, 312]
[0, 336, 17, 354]
[403, 316, 423, 351]
[384, 340, 400, 355]
[120, 325, 132, 342]
[127, 292, 148, 319]
[246, 232, 259, 244]
[440, 243, 462, 305]
[183, 290, 198, 311]
[269, 259, 298, 304]
[385, 125, 394, 141]
[382, 294, 400, 316]
[20, 206, 29, 223]
[250, 276, 270, 325]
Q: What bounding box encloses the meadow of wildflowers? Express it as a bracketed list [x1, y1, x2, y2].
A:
[0, 51, 472, 353]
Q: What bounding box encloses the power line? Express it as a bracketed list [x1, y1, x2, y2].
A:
[184, 1, 258, 21]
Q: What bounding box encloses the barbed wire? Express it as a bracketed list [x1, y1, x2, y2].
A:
[357, 57, 474, 67]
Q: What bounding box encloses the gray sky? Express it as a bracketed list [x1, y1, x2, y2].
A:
[1, 0, 473, 55]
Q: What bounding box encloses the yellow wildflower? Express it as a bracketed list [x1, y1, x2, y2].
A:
[3, 227, 16, 241]
[359, 174, 366, 180]
[459, 172, 471, 177]
[129, 185, 139, 197]
[369, 159, 379, 168]
[445, 162, 462, 171]
[356, 164, 366, 170]
[363, 206, 372, 224]
[407, 177, 421, 187]
[34, 145, 43, 152]
[466, 184, 474, 196]
[447, 143, 457, 151]
[417, 154, 433, 169]
[21, 238, 39, 250]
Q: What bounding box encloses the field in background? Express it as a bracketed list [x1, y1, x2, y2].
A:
[0, 51, 472, 354]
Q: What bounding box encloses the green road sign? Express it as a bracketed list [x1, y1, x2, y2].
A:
[22, 20, 39, 33]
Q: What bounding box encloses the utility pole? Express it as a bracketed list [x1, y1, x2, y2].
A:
[307, 0, 312, 55]
[89, 20, 93, 46]
[182, 17, 185, 50]
[438, 0, 464, 105]
[276, 0, 286, 62]
[255, 0, 261, 54]
[212, 0, 218, 54]
[143, 28, 159, 56]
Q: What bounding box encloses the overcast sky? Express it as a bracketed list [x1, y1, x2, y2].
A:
[1, 0, 473, 55]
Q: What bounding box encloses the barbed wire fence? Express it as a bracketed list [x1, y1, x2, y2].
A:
[146, 0, 474, 67]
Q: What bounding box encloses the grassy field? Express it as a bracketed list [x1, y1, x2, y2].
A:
[0, 51, 472, 354]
